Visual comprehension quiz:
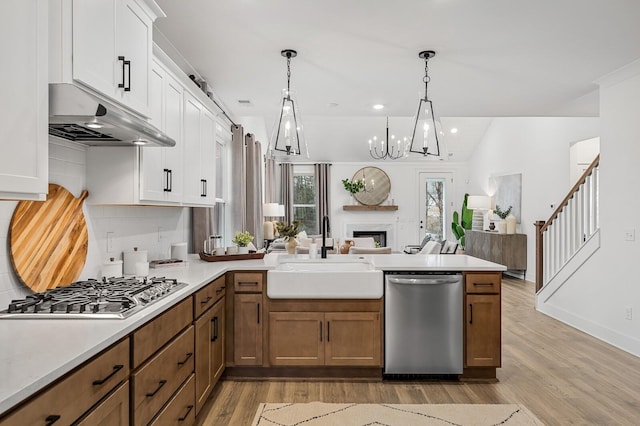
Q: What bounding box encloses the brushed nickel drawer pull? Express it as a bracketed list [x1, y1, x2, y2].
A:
[178, 405, 194, 422]
[200, 296, 213, 305]
[45, 414, 60, 425]
[177, 352, 193, 366]
[146, 380, 167, 397]
[92, 364, 124, 385]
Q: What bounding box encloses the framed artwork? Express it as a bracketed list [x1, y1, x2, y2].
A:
[490, 173, 522, 223]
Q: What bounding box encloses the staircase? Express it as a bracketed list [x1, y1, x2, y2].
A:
[534, 155, 600, 298]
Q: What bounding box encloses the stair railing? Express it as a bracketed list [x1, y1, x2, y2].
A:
[534, 155, 600, 292]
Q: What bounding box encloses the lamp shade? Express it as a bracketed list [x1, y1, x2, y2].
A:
[467, 195, 492, 211]
[263, 203, 280, 217]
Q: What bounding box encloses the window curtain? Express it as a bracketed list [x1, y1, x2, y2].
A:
[314, 163, 331, 233]
[279, 163, 294, 223]
[264, 156, 276, 203]
[245, 134, 263, 247]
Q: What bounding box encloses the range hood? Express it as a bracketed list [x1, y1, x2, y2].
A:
[48, 84, 176, 147]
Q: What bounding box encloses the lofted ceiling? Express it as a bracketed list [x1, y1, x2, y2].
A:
[153, 0, 640, 162]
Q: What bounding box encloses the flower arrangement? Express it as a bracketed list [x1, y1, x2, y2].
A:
[341, 178, 365, 195]
[232, 231, 254, 247]
[275, 221, 302, 239]
[493, 205, 513, 220]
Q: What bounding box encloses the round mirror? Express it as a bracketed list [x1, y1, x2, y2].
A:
[352, 167, 391, 206]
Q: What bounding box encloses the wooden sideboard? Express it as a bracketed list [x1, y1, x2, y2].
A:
[466, 230, 527, 274]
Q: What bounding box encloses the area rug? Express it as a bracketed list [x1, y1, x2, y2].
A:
[252, 402, 544, 425]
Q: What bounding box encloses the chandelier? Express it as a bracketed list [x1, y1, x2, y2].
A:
[368, 117, 409, 160]
[268, 49, 309, 159]
[408, 50, 443, 157]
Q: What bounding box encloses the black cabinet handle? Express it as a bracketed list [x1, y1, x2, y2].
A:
[211, 317, 218, 342]
[146, 380, 167, 397]
[200, 296, 212, 305]
[92, 364, 124, 386]
[118, 56, 126, 89]
[168, 169, 172, 192]
[177, 352, 193, 366]
[125, 59, 131, 91]
[473, 282, 494, 286]
[215, 286, 225, 294]
[45, 415, 60, 426]
[201, 179, 207, 197]
[469, 304, 473, 324]
[178, 405, 194, 422]
[238, 281, 258, 286]
[257, 303, 260, 324]
[327, 321, 330, 342]
[164, 169, 170, 192]
[319, 322, 322, 342]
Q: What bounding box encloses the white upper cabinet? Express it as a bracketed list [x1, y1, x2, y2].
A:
[182, 92, 217, 206]
[140, 59, 183, 203]
[0, 0, 48, 200]
[64, 0, 161, 117]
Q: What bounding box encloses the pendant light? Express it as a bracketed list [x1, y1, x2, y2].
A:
[268, 49, 308, 159]
[368, 117, 409, 160]
[408, 50, 443, 157]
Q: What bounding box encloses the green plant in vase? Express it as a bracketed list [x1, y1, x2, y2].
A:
[232, 231, 254, 253]
[451, 193, 473, 248]
[493, 205, 512, 233]
[276, 221, 303, 254]
[342, 178, 364, 205]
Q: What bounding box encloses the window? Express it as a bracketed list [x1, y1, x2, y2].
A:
[215, 121, 230, 245]
[418, 172, 452, 241]
[293, 165, 318, 234]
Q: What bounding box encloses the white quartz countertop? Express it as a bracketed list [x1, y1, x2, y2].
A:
[0, 253, 505, 415]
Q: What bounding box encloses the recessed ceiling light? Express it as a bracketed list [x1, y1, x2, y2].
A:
[450, 128, 458, 134]
[373, 104, 384, 110]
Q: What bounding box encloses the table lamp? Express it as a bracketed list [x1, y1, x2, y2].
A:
[466, 195, 492, 231]
[263, 203, 284, 239]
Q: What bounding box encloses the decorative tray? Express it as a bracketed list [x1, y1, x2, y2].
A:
[198, 251, 265, 262]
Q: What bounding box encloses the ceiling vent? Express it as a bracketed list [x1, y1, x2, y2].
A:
[237, 99, 253, 107]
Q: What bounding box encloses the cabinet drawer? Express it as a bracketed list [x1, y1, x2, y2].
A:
[150, 374, 195, 426]
[234, 272, 263, 293]
[132, 326, 195, 426]
[194, 275, 226, 319]
[465, 273, 501, 294]
[133, 297, 193, 368]
[75, 380, 129, 425]
[0, 339, 129, 426]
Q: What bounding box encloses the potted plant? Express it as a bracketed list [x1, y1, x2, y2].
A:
[451, 193, 473, 250]
[342, 178, 364, 205]
[232, 231, 254, 254]
[493, 205, 512, 234]
[275, 221, 302, 254]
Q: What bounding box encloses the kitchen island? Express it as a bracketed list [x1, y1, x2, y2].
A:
[0, 253, 505, 421]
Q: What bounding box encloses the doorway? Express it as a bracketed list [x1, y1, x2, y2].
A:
[417, 172, 453, 242]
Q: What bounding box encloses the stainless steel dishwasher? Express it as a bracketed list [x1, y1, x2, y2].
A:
[384, 271, 463, 377]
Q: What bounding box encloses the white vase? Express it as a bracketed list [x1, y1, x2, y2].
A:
[506, 214, 516, 234]
[497, 219, 507, 234]
[238, 246, 249, 254]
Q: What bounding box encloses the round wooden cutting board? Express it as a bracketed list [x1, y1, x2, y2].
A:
[9, 184, 89, 293]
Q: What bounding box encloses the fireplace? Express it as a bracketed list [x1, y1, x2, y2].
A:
[353, 230, 387, 247]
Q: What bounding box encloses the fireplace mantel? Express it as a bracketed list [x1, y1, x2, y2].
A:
[342, 205, 398, 211]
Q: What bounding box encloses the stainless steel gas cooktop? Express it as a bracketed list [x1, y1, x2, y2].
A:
[0, 277, 187, 319]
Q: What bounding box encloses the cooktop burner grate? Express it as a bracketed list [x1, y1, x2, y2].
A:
[0, 277, 187, 319]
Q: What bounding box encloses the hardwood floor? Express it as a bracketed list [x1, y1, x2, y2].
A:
[196, 278, 640, 425]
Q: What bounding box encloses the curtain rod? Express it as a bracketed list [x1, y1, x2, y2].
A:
[208, 96, 238, 127]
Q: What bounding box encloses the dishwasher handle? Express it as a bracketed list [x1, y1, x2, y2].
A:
[387, 276, 461, 285]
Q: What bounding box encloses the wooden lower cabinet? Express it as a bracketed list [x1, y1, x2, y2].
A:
[269, 310, 382, 367]
[150, 374, 196, 426]
[465, 294, 501, 367]
[234, 293, 263, 365]
[269, 312, 324, 366]
[195, 296, 225, 415]
[75, 380, 129, 426]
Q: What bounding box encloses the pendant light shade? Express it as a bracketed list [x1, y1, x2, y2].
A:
[409, 50, 444, 158]
[268, 49, 308, 159]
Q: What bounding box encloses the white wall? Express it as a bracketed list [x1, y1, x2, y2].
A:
[569, 137, 600, 183]
[0, 139, 190, 309]
[329, 161, 468, 251]
[536, 61, 640, 357]
[467, 117, 600, 281]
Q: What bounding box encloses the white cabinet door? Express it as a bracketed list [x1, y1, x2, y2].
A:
[163, 74, 184, 203]
[140, 61, 183, 203]
[0, 0, 48, 200]
[182, 92, 203, 205]
[114, 0, 151, 115]
[72, 0, 152, 117]
[182, 92, 216, 206]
